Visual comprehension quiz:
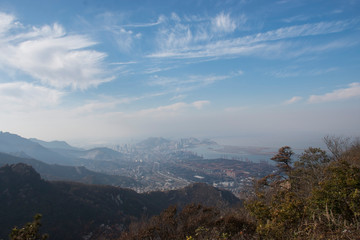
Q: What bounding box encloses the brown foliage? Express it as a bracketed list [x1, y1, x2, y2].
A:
[118, 204, 256, 240]
[246, 139, 360, 239]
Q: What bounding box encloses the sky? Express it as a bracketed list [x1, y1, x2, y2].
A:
[0, 0, 359, 148]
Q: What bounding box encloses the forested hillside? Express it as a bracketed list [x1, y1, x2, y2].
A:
[0, 164, 239, 240]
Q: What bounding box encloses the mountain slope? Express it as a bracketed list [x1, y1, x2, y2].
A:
[29, 138, 82, 151]
[74, 147, 125, 161]
[0, 152, 139, 187]
[0, 163, 240, 240]
[0, 132, 74, 165]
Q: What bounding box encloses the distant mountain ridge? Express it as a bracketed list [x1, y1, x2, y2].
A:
[0, 152, 139, 187]
[0, 163, 240, 240]
[136, 137, 171, 149]
[30, 136, 125, 162]
[0, 131, 128, 166]
[30, 138, 83, 151]
[0, 131, 74, 165]
[73, 147, 125, 161]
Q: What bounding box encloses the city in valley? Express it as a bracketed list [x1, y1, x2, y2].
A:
[0, 132, 276, 197]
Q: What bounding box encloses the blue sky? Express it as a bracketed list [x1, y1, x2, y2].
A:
[0, 0, 359, 147]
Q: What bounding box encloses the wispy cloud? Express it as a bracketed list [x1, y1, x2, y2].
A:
[149, 74, 230, 93]
[0, 12, 21, 35]
[144, 66, 176, 74]
[192, 100, 210, 109]
[134, 100, 209, 117]
[271, 67, 338, 78]
[110, 27, 142, 52]
[170, 94, 187, 101]
[153, 11, 245, 55]
[211, 12, 237, 33]
[149, 19, 357, 59]
[71, 91, 170, 116]
[156, 19, 193, 50]
[110, 61, 137, 65]
[0, 12, 113, 90]
[284, 96, 302, 104]
[308, 82, 360, 103]
[282, 15, 310, 23]
[122, 15, 166, 28]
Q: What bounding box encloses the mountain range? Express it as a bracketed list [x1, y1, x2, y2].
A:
[0, 131, 74, 165]
[0, 131, 127, 165]
[0, 152, 139, 187]
[0, 163, 241, 240]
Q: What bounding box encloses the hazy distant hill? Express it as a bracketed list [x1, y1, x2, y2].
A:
[0, 132, 74, 165]
[0, 152, 139, 187]
[30, 138, 83, 151]
[30, 138, 125, 161]
[1, 132, 128, 171]
[136, 137, 171, 149]
[136, 137, 218, 151]
[50, 146, 129, 174]
[31, 139, 126, 162]
[75, 147, 125, 161]
[0, 163, 240, 240]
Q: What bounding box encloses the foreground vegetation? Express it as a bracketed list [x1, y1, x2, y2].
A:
[119, 137, 360, 240]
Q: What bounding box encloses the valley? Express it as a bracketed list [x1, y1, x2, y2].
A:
[0, 132, 276, 196]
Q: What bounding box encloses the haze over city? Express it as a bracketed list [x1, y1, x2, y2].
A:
[0, 0, 359, 148]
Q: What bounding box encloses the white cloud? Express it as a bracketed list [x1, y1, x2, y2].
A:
[126, 100, 210, 118]
[236, 70, 244, 76]
[157, 21, 193, 50]
[212, 12, 237, 33]
[110, 61, 137, 65]
[192, 100, 210, 109]
[122, 15, 166, 28]
[284, 96, 302, 104]
[0, 12, 21, 35]
[171, 12, 181, 22]
[308, 82, 360, 103]
[282, 15, 310, 23]
[170, 94, 187, 101]
[0, 82, 63, 111]
[112, 27, 142, 52]
[70, 91, 172, 116]
[136, 102, 187, 115]
[0, 12, 113, 90]
[150, 19, 355, 59]
[72, 101, 119, 115]
[149, 74, 230, 94]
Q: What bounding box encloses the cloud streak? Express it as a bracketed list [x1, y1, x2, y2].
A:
[149, 19, 357, 59]
[122, 15, 166, 28]
[284, 96, 302, 105]
[149, 74, 230, 93]
[308, 82, 360, 103]
[131, 100, 210, 117]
